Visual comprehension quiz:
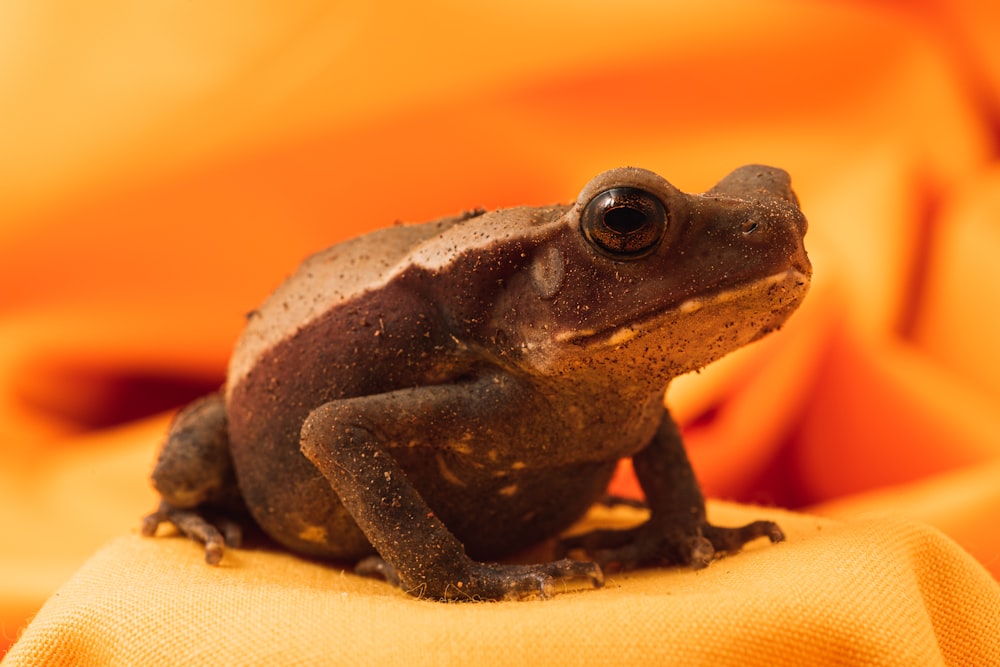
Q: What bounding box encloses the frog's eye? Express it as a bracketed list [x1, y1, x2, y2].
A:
[580, 187, 667, 259]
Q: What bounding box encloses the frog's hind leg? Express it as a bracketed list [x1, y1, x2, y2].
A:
[141, 391, 245, 564]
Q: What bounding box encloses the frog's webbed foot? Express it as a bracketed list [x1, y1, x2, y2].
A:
[357, 554, 604, 601]
[141, 501, 243, 565]
[560, 518, 784, 571]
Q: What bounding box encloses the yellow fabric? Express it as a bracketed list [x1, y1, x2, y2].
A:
[3, 0, 1000, 662]
[5, 504, 999, 667]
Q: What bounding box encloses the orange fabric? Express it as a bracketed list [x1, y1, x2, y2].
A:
[5, 504, 1000, 667]
[3, 0, 1000, 662]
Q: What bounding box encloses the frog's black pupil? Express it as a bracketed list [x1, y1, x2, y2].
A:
[581, 186, 667, 259]
[603, 205, 648, 234]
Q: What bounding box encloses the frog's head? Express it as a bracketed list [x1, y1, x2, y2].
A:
[498, 165, 811, 384]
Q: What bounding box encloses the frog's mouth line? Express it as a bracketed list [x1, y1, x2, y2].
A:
[553, 268, 810, 347]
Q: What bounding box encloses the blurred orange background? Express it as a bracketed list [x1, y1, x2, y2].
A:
[2, 0, 999, 655]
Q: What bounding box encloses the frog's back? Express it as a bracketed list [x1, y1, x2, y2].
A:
[227, 215, 468, 396]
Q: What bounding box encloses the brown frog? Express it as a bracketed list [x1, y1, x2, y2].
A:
[142, 165, 811, 601]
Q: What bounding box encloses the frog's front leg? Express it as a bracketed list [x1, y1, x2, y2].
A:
[141, 391, 245, 564]
[299, 372, 604, 601]
[562, 407, 783, 569]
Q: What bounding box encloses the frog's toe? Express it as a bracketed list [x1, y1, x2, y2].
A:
[367, 557, 603, 601]
[216, 516, 244, 549]
[702, 520, 785, 552]
[456, 559, 604, 601]
[141, 501, 239, 565]
[565, 526, 710, 570]
[355, 555, 402, 587]
[529, 559, 604, 598]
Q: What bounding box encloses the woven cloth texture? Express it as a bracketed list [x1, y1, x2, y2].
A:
[5, 504, 999, 667]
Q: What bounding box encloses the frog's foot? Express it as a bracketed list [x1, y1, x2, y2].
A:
[455, 559, 605, 601]
[141, 501, 243, 565]
[355, 555, 604, 601]
[560, 519, 784, 571]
